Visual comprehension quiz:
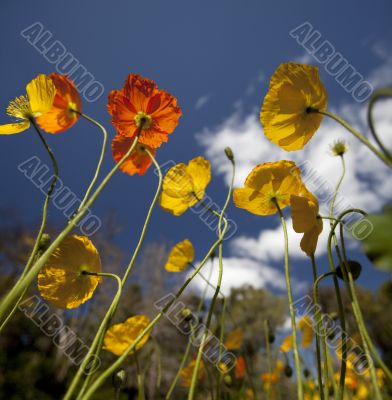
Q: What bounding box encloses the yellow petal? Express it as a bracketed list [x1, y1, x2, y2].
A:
[26, 74, 56, 116]
[159, 191, 190, 216]
[162, 163, 194, 199]
[280, 335, 293, 352]
[298, 316, 314, 348]
[180, 360, 205, 387]
[224, 328, 244, 350]
[0, 121, 30, 134]
[300, 218, 323, 257]
[103, 315, 150, 356]
[291, 194, 318, 233]
[165, 239, 195, 272]
[37, 235, 101, 309]
[186, 156, 211, 198]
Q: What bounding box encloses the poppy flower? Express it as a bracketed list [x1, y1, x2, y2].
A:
[233, 160, 306, 216]
[108, 74, 182, 148]
[164, 239, 194, 272]
[224, 328, 244, 350]
[111, 134, 155, 176]
[180, 359, 205, 388]
[36, 73, 81, 133]
[298, 315, 314, 348]
[280, 335, 293, 353]
[103, 315, 151, 356]
[260, 63, 327, 151]
[0, 74, 56, 134]
[37, 235, 101, 309]
[291, 190, 323, 257]
[159, 156, 211, 216]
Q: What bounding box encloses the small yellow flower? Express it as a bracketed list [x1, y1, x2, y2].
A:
[0, 74, 56, 135]
[180, 359, 205, 387]
[103, 315, 151, 356]
[280, 335, 293, 353]
[224, 328, 244, 350]
[37, 235, 101, 309]
[298, 315, 314, 348]
[233, 160, 306, 215]
[330, 139, 349, 157]
[159, 156, 211, 216]
[164, 239, 195, 272]
[291, 190, 323, 257]
[260, 63, 327, 151]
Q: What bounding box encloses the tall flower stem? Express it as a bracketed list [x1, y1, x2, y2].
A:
[63, 272, 122, 400]
[187, 157, 235, 400]
[0, 124, 144, 327]
[80, 161, 234, 400]
[310, 255, 325, 400]
[72, 111, 108, 213]
[275, 202, 303, 400]
[0, 120, 59, 333]
[315, 110, 392, 168]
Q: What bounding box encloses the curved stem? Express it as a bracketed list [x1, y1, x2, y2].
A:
[64, 272, 122, 400]
[0, 121, 59, 332]
[0, 125, 143, 322]
[316, 110, 392, 168]
[310, 255, 325, 400]
[73, 111, 108, 213]
[187, 159, 235, 400]
[367, 88, 392, 161]
[275, 202, 303, 400]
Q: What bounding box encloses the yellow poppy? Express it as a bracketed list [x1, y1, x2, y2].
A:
[164, 239, 195, 272]
[103, 315, 151, 356]
[291, 190, 323, 257]
[0, 74, 56, 134]
[159, 156, 211, 216]
[260, 63, 327, 151]
[280, 335, 293, 353]
[298, 315, 314, 348]
[233, 160, 306, 215]
[224, 328, 244, 350]
[180, 359, 205, 387]
[37, 235, 101, 309]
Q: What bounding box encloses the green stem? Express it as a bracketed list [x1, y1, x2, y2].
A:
[73, 111, 108, 213]
[275, 202, 303, 400]
[0, 125, 143, 322]
[367, 88, 392, 161]
[187, 159, 235, 400]
[0, 121, 59, 332]
[63, 272, 122, 400]
[134, 351, 146, 400]
[310, 255, 325, 400]
[316, 110, 392, 168]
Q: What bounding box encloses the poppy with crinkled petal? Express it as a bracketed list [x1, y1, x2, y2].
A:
[165, 239, 194, 272]
[108, 74, 182, 148]
[233, 160, 306, 216]
[36, 73, 81, 133]
[160, 156, 211, 216]
[37, 235, 101, 309]
[112, 134, 155, 176]
[260, 63, 327, 151]
[0, 74, 56, 135]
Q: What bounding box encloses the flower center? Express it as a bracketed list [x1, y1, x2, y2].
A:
[67, 101, 79, 118]
[134, 111, 152, 129]
[6, 96, 33, 120]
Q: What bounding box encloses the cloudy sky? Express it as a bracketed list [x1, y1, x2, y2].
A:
[0, 0, 391, 303]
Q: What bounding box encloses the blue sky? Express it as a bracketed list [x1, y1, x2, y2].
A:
[0, 0, 391, 301]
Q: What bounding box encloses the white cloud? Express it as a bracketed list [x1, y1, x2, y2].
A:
[195, 95, 210, 110]
[187, 256, 306, 298]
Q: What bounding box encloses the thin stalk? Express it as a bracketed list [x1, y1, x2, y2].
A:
[310, 255, 325, 400]
[0, 125, 143, 322]
[134, 351, 146, 400]
[264, 320, 272, 400]
[72, 111, 108, 212]
[275, 202, 303, 400]
[315, 109, 392, 168]
[0, 121, 59, 332]
[187, 158, 235, 400]
[64, 272, 122, 400]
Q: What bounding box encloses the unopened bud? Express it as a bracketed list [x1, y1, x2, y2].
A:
[37, 233, 51, 253]
[112, 368, 127, 390]
[336, 260, 362, 281]
[284, 365, 293, 378]
[180, 308, 194, 322]
[268, 333, 275, 344]
[224, 147, 234, 161]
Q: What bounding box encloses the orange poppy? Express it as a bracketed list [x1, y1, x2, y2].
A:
[108, 74, 182, 148]
[111, 134, 155, 176]
[36, 73, 81, 133]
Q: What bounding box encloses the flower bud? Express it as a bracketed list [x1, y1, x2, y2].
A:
[37, 233, 51, 253]
[284, 365, 293, 378]
[224, 147, 234, 161]
[336, 260, 362, 281]
[180, 308, 194, 322]
[112, 368, 127, 390]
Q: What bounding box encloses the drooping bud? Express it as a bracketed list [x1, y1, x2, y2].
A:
[284, 365, 293, 378]
[224, 147, 234, 161]
[336, 260, 362, 281]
